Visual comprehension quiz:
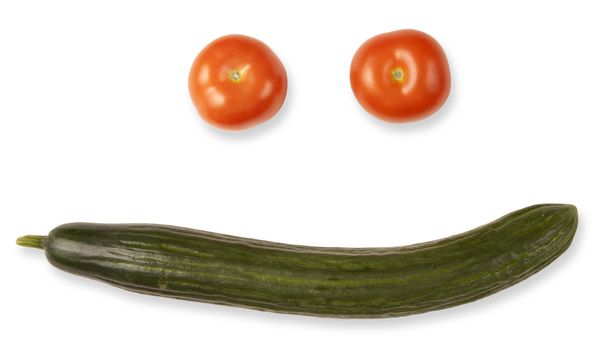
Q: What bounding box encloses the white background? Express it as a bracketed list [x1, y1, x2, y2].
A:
[1, 0, 601, 348]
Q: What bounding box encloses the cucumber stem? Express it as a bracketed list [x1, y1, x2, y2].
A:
[16, 235, 46, 250]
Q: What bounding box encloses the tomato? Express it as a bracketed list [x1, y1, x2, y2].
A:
[350, 29, 451, 123]
[188, 35, 287, 130]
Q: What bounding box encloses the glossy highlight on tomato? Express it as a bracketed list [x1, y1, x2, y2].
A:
[189, 35, 287, 131]
[350, 29, 451, 123]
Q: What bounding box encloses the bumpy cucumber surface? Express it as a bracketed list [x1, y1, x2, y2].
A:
[16, 204, 577, 318]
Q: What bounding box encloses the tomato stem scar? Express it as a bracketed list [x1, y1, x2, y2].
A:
[229, 70, 242, 83]
[391, 67, 404, 83]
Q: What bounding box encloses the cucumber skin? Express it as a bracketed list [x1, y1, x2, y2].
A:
[42, 204, 577, 318]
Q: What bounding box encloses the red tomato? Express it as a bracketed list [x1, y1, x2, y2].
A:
[189, 35, 287, 130]
[350, 29, 451, 123]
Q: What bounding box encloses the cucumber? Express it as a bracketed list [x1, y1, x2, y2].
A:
[16, 204, 577, 318]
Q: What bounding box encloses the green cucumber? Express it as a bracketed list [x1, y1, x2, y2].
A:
[16, 203, 577, 318]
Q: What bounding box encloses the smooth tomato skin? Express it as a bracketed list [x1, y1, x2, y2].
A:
[189, 35, 287, 130]
[350, 29, 451, 123]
